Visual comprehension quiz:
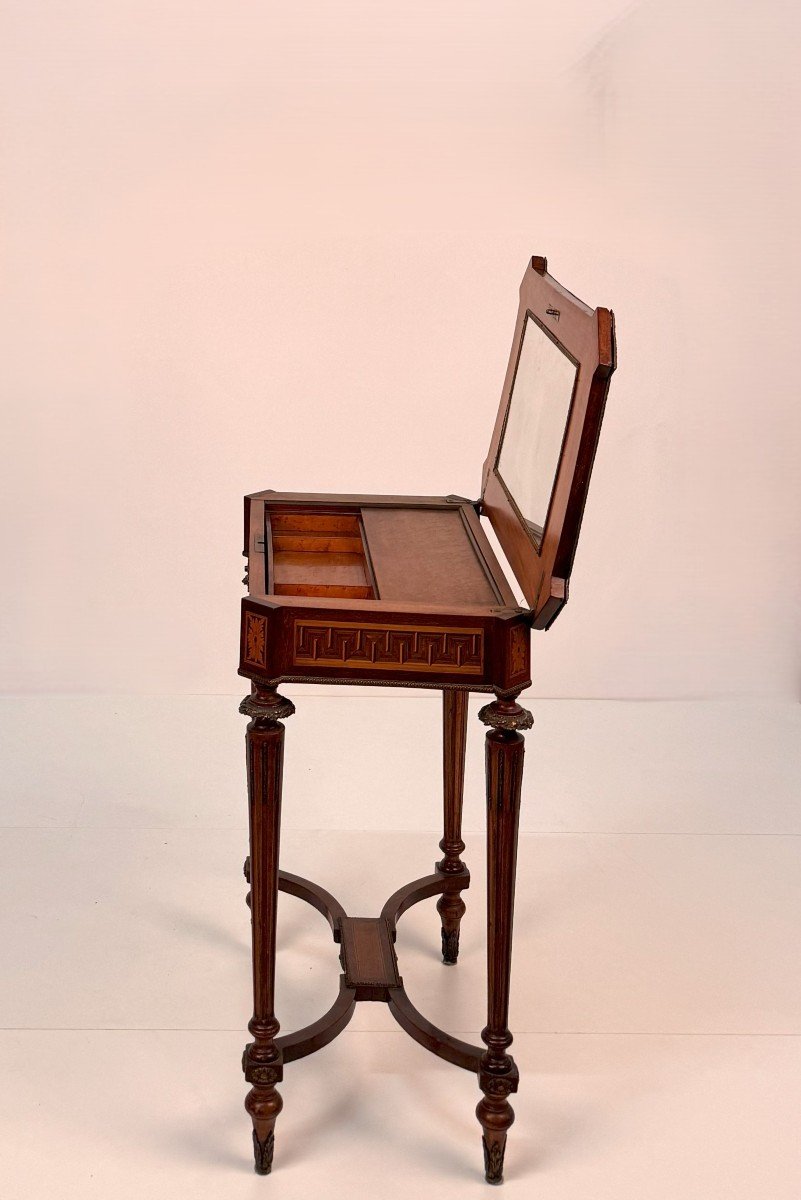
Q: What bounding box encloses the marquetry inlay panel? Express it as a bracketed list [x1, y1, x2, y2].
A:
[293, 620, 484, 675]
[244, 612, 268, 668]
[508, 622, 529, 680]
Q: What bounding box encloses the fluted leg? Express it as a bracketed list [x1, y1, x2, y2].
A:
[437, 690, 469, 963]
[240, 686, 295, 1175]
[475, 696, 532, 1184]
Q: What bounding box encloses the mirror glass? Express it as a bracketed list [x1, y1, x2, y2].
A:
[496, 314, 578, 545]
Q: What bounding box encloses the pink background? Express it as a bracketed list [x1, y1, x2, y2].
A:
[2, 0, 799, 697]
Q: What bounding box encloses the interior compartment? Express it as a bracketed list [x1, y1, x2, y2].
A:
[360, 507, 500, 605]
[268, 511, 376, 599]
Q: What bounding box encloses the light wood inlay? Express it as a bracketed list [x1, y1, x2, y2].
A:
[293, 620, 485, 675]
[245, 613, 268, 667]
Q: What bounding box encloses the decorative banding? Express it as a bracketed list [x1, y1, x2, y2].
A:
[246, 673, 529, 698]
[293, 620, 485, 676]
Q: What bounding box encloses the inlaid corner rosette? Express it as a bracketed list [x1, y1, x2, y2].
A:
[507, 621, 530, 684]
[243, 611, 269, 670]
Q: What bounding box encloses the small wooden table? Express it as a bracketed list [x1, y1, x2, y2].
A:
[237, 256, 616, 1184]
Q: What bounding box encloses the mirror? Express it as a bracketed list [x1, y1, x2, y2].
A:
[496, 314, 578, 546]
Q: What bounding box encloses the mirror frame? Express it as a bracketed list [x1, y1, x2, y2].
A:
[496, 310, 580, 550]
[481, 256, 616, 629]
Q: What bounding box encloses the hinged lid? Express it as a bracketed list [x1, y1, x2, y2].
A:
[481, 256, 616, 629]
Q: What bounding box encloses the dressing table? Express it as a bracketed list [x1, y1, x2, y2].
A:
[237, 256, 616, 1183]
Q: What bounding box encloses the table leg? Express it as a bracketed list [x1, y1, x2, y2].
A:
[240, 686, 295, 1175]
[476, 695, 532, 1184]
[437, 690, 469, 964]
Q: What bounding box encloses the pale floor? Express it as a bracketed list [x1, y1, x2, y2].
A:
[1, 694, 800, 1198]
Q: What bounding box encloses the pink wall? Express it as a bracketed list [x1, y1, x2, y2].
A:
[2, 1, 799, 696]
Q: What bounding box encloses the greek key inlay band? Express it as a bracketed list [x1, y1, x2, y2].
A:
[293, 620, 484, 675]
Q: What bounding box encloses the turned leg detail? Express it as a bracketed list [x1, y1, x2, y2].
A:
[237, 685, 530, 1183]
[475, 696, 532, 1185]
[240, 686, 295, 1175]
[437, 690, 469, 964]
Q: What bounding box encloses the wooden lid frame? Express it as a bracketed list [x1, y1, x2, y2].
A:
[481, 256, 616, 629]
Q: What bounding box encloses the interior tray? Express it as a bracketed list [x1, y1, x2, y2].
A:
[268, 511, 376, 600]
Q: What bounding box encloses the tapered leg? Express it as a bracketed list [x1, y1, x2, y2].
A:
[475, 695, 532, 1185]
[240, 686, 295, 1175]
[437, 690, 469, 963]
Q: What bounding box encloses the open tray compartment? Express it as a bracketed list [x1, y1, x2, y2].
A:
[267, 510, 377, 600]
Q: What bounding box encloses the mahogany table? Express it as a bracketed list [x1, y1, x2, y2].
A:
[236, 256, 616, 1184]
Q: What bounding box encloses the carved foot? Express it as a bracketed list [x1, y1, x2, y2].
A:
[441, 925, 461, 965]
[436, 888, 466, 965]
[245, 1078, 282, 1176]
[477, 1062, 517, 1185]
[439, 688, 468, 963]
[481, 1132, 507, 1185]
[243, 1036, 283, 1176]
[252, 1126, 275, 1175]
